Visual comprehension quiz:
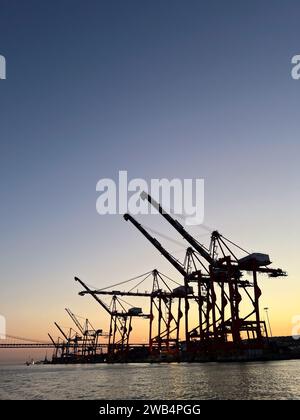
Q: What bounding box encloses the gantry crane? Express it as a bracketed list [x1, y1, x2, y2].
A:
[123, 213, 211, 348]
[124, 192, 287, 353]
[75, 276, 150, 359]
[53, 321, 74, 360]
[76, 270, 186, 356]
[65, 308, 104, 359]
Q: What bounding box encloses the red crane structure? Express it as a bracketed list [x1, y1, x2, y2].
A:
[0, 193, 289, 363]
[73, 192, 287, 362]
[123, 193, 286, 359]
[75, 276, 151, 360]
[75, 270, 189, 359]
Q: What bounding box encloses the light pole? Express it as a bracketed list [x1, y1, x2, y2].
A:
[264, 307, 273, 337]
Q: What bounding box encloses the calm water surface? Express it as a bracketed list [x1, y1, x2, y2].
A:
[0, 360, 300, 400]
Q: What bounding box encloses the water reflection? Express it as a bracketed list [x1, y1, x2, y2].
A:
[0, 360, 299, 400]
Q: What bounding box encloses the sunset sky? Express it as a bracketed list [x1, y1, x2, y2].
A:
[0, 0, 300, 362]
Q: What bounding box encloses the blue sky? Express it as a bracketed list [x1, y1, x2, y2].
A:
[0, 1, 300, 357]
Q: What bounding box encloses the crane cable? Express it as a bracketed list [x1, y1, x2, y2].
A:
[3, 334, 49, 344]
[88, 271, 154, 292]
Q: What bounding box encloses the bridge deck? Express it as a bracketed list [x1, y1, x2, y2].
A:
[0, 343, 146, 349]
[0, 343, 106, 349]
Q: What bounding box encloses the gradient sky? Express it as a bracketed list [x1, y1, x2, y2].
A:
[0, 0, 300, 361]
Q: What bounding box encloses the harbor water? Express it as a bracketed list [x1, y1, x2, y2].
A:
[0, 360, 300, 400]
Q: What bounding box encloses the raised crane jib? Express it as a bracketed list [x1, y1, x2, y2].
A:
[123, 213, 187, 277]
[140, 191, 213, 264]
[74, 276, 112, 315]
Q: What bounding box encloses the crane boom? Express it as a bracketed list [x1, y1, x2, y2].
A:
[65, 308, 84, 335]
[74, 277, 112, 315]
[48, 333, 57, 347]
[75, 276, 150, 318]
[54, 322, 68, 341]
[79, 290, 168, 298]
[140, 192, 213, 264]
[123, 213, 187, 277]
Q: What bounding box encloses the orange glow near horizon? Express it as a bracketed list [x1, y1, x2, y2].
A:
[2, 269, 299, 346]
[1, 213, 299, 363]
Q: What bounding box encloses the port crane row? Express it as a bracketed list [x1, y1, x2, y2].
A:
[73, 192, 286, 361]
[0, 193, 287, 363]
